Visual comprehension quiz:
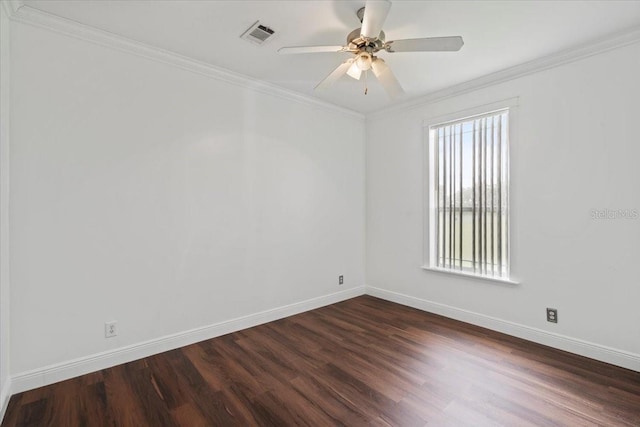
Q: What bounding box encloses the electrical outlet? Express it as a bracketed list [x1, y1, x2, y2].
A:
[339, 275, 344, 285]
[546, 308, 558, 323]
[105, 321, 117, 338]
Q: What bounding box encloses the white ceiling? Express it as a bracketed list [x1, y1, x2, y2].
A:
[22, 0, 640, 113]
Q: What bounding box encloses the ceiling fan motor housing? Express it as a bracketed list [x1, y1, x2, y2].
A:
[347, 28, 385, 53]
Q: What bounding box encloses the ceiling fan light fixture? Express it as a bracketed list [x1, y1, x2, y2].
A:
[355, 52, 372, 70]
[346, 61, 362, 80]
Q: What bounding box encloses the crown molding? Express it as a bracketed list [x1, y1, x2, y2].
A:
[5, 2, 640, 123]
[368, 24, 640, 119]
[6, 3, 364, 121]
[1, 0, 24, 17]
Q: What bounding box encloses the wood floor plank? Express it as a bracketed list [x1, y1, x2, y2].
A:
[102, 365, 159, 427]
[77, 381, 111, 427]
[14, 398, 47, 427]
[288, 374, 369, 426]
[3, 296, 640, 426]
[121, 364, 179, 427]
[170, 403, 208, 427]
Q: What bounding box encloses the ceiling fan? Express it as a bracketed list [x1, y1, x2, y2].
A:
[278, 0, 464, 99]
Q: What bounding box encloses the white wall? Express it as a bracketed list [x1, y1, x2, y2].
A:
[0, 2, 12, 415]
[9, 21, 365, 375]
[366, 41, 640, 365]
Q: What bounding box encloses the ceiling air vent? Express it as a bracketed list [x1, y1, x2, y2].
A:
[241, 21, 275, 45]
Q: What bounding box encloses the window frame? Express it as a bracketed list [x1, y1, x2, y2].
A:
[422, 97, 520, 285]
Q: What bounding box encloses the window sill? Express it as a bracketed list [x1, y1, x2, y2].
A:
[421, 266, 521, 285]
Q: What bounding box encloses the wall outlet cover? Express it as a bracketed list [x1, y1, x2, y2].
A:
[105, 321, 118, 338]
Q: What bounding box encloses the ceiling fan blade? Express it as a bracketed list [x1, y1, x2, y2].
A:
[315, 59, 355, 90]
[371, 58, 404, 99]
[360, 0, 392, 40]
[278, 45, 348, 54]
[385, 36, 464, 52]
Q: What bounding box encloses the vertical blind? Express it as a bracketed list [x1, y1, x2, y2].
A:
[432, 110, 509, 277]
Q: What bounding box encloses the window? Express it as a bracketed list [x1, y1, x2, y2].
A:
[427, 108, 511, 279]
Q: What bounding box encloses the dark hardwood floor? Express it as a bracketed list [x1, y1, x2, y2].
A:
[3, 296, 640, 426]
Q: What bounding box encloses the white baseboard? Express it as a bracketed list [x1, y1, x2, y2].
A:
[8, 283, 638, 404]
[366, 286, 640, 372]
[0, 377, 11, 423]
[11, 286, 366, 394]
